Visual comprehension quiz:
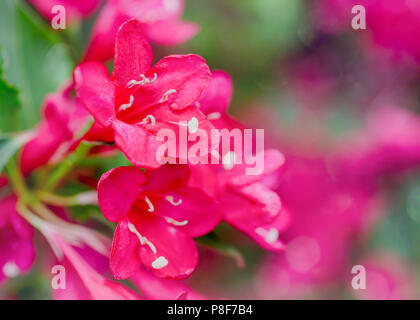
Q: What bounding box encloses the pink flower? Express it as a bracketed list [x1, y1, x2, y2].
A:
[51, 236, 141, 300]
[84, 0, 198, 62]
[351, 254, 416, 300]
[315, 0, 420, 64]
[189, 71, 287, 251]
[19, 83, 90, 175]
[97, 165, 222, 279]
[333, 106, 420, 182]
[255, 154, 382, 298]
[75, 19, 212, 169]
[0, 178, 35, 285]
[27, 0, 101, 23]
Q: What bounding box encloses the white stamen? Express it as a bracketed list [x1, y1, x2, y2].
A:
[127, 73, 157, 88]
[255, 227, 279, 244]
[165, 195, 182, 206]
[128, 223, 157, 254]
[207, 112, 221, 120]
[159, 89, 177, 103]
[188, 117, 199, 133]
[165, 217, 188, 226]
[145, 196, 155, 212]
[118, 95, 134, 111]
[2, 262, 20, 278]
[140, 114, 156, 126]
[195, 102, 201, 109]
[152, 256, 168, 269]
[222, 151, 236, 170]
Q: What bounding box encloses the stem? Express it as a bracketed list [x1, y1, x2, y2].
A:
[37, 190, 98, 207]
[5, 160, 33, 203]
[43, 142, 94, 192]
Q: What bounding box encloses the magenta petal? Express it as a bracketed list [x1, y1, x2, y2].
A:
[146, 165, 190, 192]
[74, 62, 116, 127]
[144, 19, 199, 46]
[129, 213, 198, 279]
[112, 120, 162, 169]
[84, 4, 127, 62]
[20, 96, 73, 175]
[98, 167, 147, 222]
[222, 182, 282, 235]
[112, 19, 153, 90]
[109, 220, 142, 279]
[134, 54, 211, 110]
[155, 187, 222, 237]
[131, 267, 206, 300]
[245, 210, 291, 252]
[198, 70, 233, 115]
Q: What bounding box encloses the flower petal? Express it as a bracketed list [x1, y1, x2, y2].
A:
[74, 62, 116, 127]
[132, 54, 211, 110]
[129, 212, 198, 279]
[84, 4, 127, 62]
[131, 267, 206, 300]
[109, 219, 142, 279]
[198, 70, 233, 115]
[222, 182, 282, 235]
[112, 120, 162, 169]
[20, 96, 73, 175]
[144, 20, 199, 46]
[155, 187, 222, 237]
[112, 19, 153, 90]
[98, 166, 147, 222]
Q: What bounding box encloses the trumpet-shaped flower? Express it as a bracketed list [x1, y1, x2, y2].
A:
[75, 19, 212, 169]
[97, 165, 222, 279]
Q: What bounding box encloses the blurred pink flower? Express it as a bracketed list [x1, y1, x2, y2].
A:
[75, 19, 212, 169]
[351, 254, 417, 300]
[255, 154, 382, 298]
[316, 0, 420, 64]
[131, 267, 206, 300]
[97, 165, 222, 280]
[85, 0, 199, 62]
[19, 83, 90, 175]
[0, 178, 35, 285]
[27, 0, 101, 23]
[189, 71, 287, 251]
[334, 106, 420, 182]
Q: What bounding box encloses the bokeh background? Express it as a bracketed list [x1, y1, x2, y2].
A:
[2, 0, 420, 299]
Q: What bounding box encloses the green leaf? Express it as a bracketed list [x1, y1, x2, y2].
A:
[0, 0, 73, 129]
[0, 132, 33, 173]
[0, 54, 21, 132]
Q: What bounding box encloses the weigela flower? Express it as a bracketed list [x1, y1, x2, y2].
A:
[0, 178, 35, 285]
[75, 19, 212, 169]
[97, 165, 222, 279]
[189, 71, 287, 251]
[20, 83, 90, 175]
[84, 0, 198, 62]
[27, 0, 101, 23]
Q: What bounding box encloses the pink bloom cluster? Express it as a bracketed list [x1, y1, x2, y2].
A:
[1, 5, 285, 297]
[75, 19, 286, 280]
